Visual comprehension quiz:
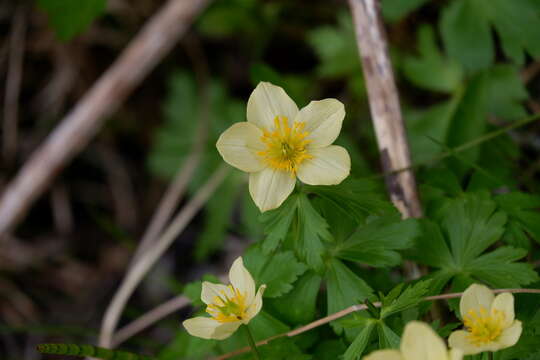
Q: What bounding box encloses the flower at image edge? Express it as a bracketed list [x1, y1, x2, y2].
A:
[182, 257, 266, 340]
[363, 321, 462, 360]
[216, 81, 351, 212]
[448, 284, 522, 355]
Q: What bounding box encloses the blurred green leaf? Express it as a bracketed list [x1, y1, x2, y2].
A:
[37, 0, 106, 41]
[159, 331, 217, 360]
[496, 192, 540, 249]
[382, 0, 430, 22]
[376, 322, 400, 349]
[485, 65, 529, 121]
[403, 25, 463, 93]
[380, 280, 431, 319]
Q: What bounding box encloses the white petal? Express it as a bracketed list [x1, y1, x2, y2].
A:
[244, 285, 266, 323]
[247, 82, 299, 131]
[448, 330, 484, 355]
[249, 168, 296, 212]
[496, 321, 522, 348]
[401, 321, 447, 360]
[296, 145, 350, 185]
[491, 292, 515, 328]
[229, 257, 255, 303]
[363, 350, 404, 360]
[182, 317, 241, 340]
[295, 99, 345, 148]
[448, 348, 463, 360]
[216, 122, 266, 173]
[201, 282, 232, 305]
[459, 284, 494, 319]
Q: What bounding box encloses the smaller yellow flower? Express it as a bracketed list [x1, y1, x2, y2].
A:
[182, 257, 266, 340]
[449, 284, 522, 355]
[363, 321, 462, 360]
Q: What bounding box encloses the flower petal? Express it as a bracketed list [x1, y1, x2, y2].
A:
[295, 99, 345, 148]
[216, 122, 266, 173]
[296, 145, 350, 185]
[229, 257, 256, 303]
[448, 348, 464, 360]
[401, 321, 447, 360]
[496, 320, 522, 348]
[448, 330, 484, 355]
[363, 350, 404, 360]
[182, 317, 241, 340]
[244, 285, 266, 323]
[201, 281, 232, 305]
[247, 82, 299, 131]
[249, 168, 296, 212]
[491, 292, 515, 328]
[459, 284, 494, 319]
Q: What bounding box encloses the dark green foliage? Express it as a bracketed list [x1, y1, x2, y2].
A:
[37, 344, 154, 360]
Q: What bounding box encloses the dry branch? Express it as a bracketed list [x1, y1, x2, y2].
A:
[0, 0, 211, 238]
[348, 0, 422, 219]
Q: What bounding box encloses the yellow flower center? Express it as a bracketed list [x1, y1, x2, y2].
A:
[463, 307, 505, 346]
[206, 285, 248, 323]
[257, 116, 312, 175]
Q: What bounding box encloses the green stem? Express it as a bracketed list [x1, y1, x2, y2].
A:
[243, 324, 261, 360]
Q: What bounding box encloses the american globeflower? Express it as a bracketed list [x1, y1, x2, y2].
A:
[182, 257, 266, 340]
[216, 82, 351, 212]
[363, 321, 463, 360]
[448, 284, 522, 355]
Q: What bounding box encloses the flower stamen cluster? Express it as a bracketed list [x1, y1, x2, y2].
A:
[463, 307, 505, 346]
[206, 285, 248, 323]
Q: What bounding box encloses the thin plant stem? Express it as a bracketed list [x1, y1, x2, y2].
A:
[243, 325, 261, 360]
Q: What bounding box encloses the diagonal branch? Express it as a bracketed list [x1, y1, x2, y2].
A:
[0, 0, 211, 238]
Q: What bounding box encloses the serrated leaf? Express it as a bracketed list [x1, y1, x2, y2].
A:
[257, 338, 311, 360]
[485, 65, 529, 121]
[326, 259, 373, 334]
[243, 246, 307, 298]
[334, 217, 420, 267]
[496, 192, 540, 248]
[37, 0, 106, 41]
[380, 280, 432, 319]
[259, 194, 299, 253]
[343, 320, 376, 360]
[377, 323, 401, 349]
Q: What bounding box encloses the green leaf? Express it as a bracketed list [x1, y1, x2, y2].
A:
[37, 0, 106, 41]
[403, 25, 463, 93]
[406, 219, 455, 269]
[259, 194, 299, 253]
[306, 179, 398, 223]
[382, 0, 429, 22]
[159, 331, 217, 360]
[268, 272, 322, 324]
[496, 192, 540, 248]
[343, 320, 376, 360]
[258, 338, 311, 360]
[485, 65, 529, 121]
[312, 340, 347, 360]
[326, 259, 373, 334]
[182, 274, 220, 307]
[440, 0, 494, 72]
[243, 246, 307, 298]
[334, 218, 420, 267]
[377, 323, 401, 349]
[380, 280, 432, 319]
[295, 193, 333, 272]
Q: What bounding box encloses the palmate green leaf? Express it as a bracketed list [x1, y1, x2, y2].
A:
[37, 0, 106, 41]
[159, 331, 217, 360]
[376, 323, 400, 349]
[326, 259, 373, 334]
[485, 65, 529, 121]
[343, 320, 376, 360]
[257, 338, 311, 360]
[259, 194, 298, 253]
[440, 0, 540, 70]
[410, 192, 538, 289]
[496, 192, 540, 249]
[243, 246, 307, 298]
[268, 271, 322, 324]
[403, 25, 463, 93]
[313, 340, 347, 360]
[333, 217, 420, 267]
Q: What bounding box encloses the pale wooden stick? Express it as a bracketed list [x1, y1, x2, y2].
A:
[348, 0, 422, 219]
[0, 0, 211, 238]
[98, 165, 230, 348]
[216, 288, 540, 359]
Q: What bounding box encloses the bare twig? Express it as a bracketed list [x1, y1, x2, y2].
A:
[0, 0, 211, 238]
[50, 184, 74, 234]
[98, 164, 230, 348]
[3, 4, 26, 163]
[348, 0, 422, 219]
[112, 294, 190, 347]
[216, 288, 540, 359]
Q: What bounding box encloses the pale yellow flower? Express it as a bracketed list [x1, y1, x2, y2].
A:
[182, 257, 266, 340]
[216, 82, 351, 212]
[363, 321, 462, 360]
[449, 284, 522, 355]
